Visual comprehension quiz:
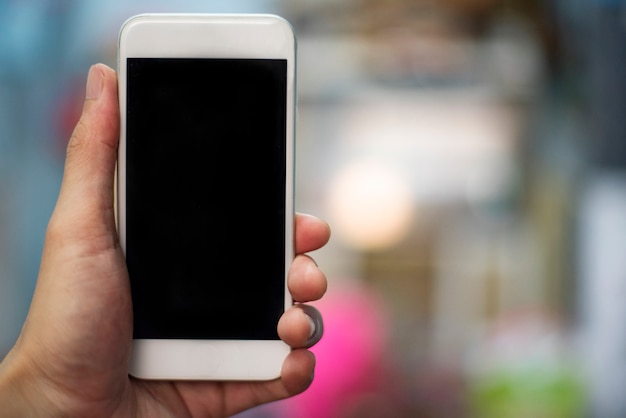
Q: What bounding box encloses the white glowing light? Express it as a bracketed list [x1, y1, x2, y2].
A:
[326, 159, 414, 250]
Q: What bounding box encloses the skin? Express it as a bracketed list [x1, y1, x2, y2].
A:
[0, 63, 330, 418]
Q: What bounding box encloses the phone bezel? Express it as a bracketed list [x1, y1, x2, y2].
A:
[117, 13, 296, 381]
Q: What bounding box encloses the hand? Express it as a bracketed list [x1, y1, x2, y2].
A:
[0, 64, 330, 417]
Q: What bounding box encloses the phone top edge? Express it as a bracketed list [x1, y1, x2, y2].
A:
[118, 13, 296, 60]
[119, 12, 294, 32]
[118, 13, 293, 43]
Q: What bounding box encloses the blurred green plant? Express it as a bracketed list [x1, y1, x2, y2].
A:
[469, 366, 587, 418]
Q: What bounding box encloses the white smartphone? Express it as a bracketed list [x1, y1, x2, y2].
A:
[117, 13, 296, 381]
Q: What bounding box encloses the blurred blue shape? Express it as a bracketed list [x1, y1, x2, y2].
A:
[0, 2, 46, 75]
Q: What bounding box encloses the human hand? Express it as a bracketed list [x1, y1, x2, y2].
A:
[0, 63, 330, 417]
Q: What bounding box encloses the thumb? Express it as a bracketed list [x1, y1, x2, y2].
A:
[50, 64, 120, 243]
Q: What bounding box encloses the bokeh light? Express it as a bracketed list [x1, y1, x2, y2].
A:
[326, 158, 414, 251]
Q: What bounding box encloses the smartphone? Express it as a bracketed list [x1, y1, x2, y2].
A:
[117, 13, 296, 381]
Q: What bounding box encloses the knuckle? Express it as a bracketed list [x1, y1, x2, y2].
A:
[66, 118, 90, 161]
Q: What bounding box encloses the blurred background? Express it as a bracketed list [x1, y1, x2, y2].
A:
[1, 0, 625, 416]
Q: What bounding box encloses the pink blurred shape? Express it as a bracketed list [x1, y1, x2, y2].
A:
[280, 282, 390, 418]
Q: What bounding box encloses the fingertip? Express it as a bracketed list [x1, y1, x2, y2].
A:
[281, 349, 316, 396]
[278, 304, 324, 349]
[288, 255, 327, 303]
[295, 213, 331, 254]
[297, 213, 331, 237]
[278, 307, 308, 347]
[84, 63, 116, 100]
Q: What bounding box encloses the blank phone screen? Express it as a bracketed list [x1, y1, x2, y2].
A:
[125, 58, 288, 340]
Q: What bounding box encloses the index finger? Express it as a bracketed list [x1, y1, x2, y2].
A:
[295, 213, 331, 255]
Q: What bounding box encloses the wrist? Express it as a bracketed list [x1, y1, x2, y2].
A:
[0, 348, 53, 417]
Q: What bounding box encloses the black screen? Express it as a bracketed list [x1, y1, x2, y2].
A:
[126, 58, 288, 340]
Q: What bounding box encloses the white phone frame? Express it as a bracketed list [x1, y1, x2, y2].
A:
[117, 13, 296, 381]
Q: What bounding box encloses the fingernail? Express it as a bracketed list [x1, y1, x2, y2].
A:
[306, 314, 316, 338]
[86, 64, 103, 99]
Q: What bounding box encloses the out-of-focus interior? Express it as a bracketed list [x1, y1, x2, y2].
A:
[1, 1, 625, 417]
